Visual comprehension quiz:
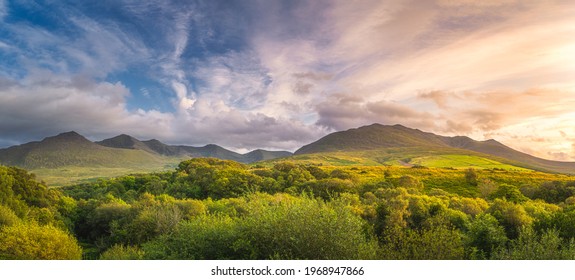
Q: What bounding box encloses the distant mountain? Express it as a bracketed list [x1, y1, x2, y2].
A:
[243, 149, 294, 163]
[97, 134, 157, 154]
[295, 124, 575, 174]
[0, 132, 292, 170]
[97, 135, 290, 163]
[0, 132, 163, 169]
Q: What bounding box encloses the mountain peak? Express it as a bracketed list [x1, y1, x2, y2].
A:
[44, 131, 90, 143]
[97, 134, 143, 150]
[59, 131, 81, 136]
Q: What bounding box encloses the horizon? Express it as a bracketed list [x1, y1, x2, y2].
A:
[3, 123, 574, 163]
[1, 1, 574, 160]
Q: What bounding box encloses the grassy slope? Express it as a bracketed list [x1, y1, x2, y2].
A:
[293, 124, 575, 174]
[409, 154, 530, 171]
[266, 146, 533, 170]
[31, 159, 182, 186]
[23, 143, 187, 186]
[292, 164, 573, 198]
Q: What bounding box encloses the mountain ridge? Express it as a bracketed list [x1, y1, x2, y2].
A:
[2, 124, 574, 175]
[294, 123, 575, 174]
[0, 132, 292, 169]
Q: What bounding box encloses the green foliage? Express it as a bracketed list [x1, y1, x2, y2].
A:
[478, 179, 498, 198]
[0, 204, 20, 227]
[99, 244, 145, 260]
[299, 178, 355, 200]
[465, 214, 508, 259]
[176, 158, 262, 199]
[143, 194, 377, 260]
[465, 168, 478, 186]
[241, 194, 377, 260]
[143, 214, 247, 260]
[6, 153, 575, 260]
[380, 226, 465, 259]
[487, 199, 533, 239]
[489, 184, 528, 203]
[0, 223, 82, 259]
[492, 228, 575, 260]
[397, 175, 423, 190]
[526, 181, 575, 203]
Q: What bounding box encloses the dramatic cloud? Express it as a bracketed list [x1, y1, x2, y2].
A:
[0, 0, 574, 158]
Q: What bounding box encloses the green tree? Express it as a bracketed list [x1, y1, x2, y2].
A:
[489, 184, 528, 203]
[380, 226, 465, 259]
[465, 168, 478, 186]
[100, 244, 144, 260]
[0, 204, 20, 227]
[487, 199, 533, 239]
[397, 175, 424, 191]
[0, 223, 82, 259]
[492, 228, 575, 260]
[465, 214, 508, 259]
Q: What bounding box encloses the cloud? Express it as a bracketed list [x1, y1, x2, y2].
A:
[0, 75, 173, 143]
[0, 0, 6, 20]
[315, 94, 435, 131]
[417, 90, 453, 109]
[1, 0, 575, 159]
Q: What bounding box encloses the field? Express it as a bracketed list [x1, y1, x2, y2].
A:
[31, 164, 180, 186]
[408, 154, 531, 171]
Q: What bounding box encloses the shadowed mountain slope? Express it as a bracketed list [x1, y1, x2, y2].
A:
[0, 132, 292, 170]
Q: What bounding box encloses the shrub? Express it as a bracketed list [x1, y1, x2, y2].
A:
[0, 223, 82, 259]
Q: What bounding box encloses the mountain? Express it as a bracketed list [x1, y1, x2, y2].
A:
[243, 149, 294, 163]
[0, 132, 292, 170]
[295, 124, 575, 174]
[0, 132, 163, 169]
[97, 135, 291, 163]
[97, 134, 157, 154]
[295, 124, 445, 154]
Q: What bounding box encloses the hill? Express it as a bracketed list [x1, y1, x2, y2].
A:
[243, 149, 294, 163]
[0, 132, 165, 169]
[97, 136, 291, 163]
[0, 132, 292, 185]
[294, 124, 575, 174]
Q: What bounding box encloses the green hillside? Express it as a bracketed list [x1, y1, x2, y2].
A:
[0, 132, 293, 186]
[293, 124, 575, 174]
[0, 132, 169, 169]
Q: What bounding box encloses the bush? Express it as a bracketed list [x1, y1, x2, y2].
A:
[100, 244, 145, 260]
[380, 226, 465, 259]
[0, 204, 20, 227]
[142, 194, 378, 260]
[492, 228, 575, 260]
[0, 223, 82, 259]
[143, 215, 247, 260]
[241, 194, 377, 259]
[465, 214, 508, 259]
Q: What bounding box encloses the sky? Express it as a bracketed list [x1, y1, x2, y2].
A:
[0, 0, 574, 159]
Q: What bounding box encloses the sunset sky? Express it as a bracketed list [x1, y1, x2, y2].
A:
[0, 0, 574, 159]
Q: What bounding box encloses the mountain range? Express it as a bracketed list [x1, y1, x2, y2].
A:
[1, 124, 574, 184]
[0, 131, 292, 169]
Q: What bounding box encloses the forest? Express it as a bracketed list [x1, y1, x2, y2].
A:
[2, 157, 575, 260]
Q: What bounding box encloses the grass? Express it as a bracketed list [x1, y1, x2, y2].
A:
[32, 160, 181, 187]
[409, 154, 531, 171]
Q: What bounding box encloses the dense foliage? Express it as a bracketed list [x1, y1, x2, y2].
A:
[2, 158, 575, 259]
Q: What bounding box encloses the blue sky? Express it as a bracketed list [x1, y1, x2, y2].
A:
[0, 0, 574, 159]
